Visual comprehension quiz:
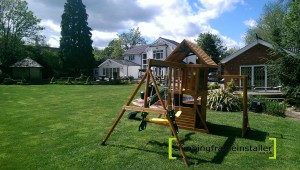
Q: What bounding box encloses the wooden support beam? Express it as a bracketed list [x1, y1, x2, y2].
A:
[209, 75, 246, 79]
[123, 106, 167, 115]
[184, 64, 218, 68]
[148, 59, 184, 68]
[242, 76, 249, 137]
[101, 73, 148, 145]
[165, 111, 189, 166]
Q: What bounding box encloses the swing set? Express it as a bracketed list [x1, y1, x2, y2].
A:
[101, 40, 249, 166]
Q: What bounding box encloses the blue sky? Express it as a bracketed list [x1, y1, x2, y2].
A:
[209, 0, 269, 44]
[26, 0, 274, 49]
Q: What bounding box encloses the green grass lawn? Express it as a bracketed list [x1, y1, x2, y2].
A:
[0, 85, 299, 169]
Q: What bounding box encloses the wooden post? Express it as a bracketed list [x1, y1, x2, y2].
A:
[165, 111, 189, 166]
[242, 76, 249, 137]
[149, 71, 167, 110]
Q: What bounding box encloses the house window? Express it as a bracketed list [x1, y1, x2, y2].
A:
[103, 68, 106, 75]
[142, 53, 147, 69]
[153, 50, 163, 59]
[240, 65, 279, 89]
[129, 55, 135, 61]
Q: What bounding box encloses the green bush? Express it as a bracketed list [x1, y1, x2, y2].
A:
[17, 78, 29, 85]
[265, 100, 287, 117]
[247, 95, 266, 108]
[3, 78, 16, 85]
[0, 72, 10, 83]
[208, 82, 220, 90]
[207, 88, 242, 112]
[226, 79, 237, 93]
[107, 78, 122, 85]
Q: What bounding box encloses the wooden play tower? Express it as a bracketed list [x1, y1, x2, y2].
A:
[101, 39, 249, 166]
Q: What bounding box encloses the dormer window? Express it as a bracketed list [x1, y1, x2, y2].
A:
[153, 50, 163, 59]
[129, 55, 135, 61]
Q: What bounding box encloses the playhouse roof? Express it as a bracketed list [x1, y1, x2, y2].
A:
[165, 39, 217, 68]
[10, 57, 43, 68]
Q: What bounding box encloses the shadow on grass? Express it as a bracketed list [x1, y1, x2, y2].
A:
[108, 144, 210, 165]
[103, 123, 268, 166]
[205, 122, 268, 164]
[207, 122, 268, 142]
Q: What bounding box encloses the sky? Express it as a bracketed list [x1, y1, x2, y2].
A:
[26, 0, 274, 49]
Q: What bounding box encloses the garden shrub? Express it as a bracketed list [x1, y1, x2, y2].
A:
[0, 72, 10, 83]
[208, 82, 220, 90]
[128, 76, 134, 82]
[265, 100, 287, 117]
[3, 78, 16, 85]
[17, 78, 29, 85]
[284, 86, 300, 107]
[207, 88, 242, 112]
[108, 78, 122, 85]
[226, 79, 237, 93]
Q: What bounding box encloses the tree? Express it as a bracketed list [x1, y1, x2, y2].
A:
[118, 27, 147, 50]
[60, 0, 95, 76]
[0, 0, 44, 71]
[271, 0, 300, 104]
[94, 39, 124, 64]
[244, 1, 287, 44]
[282, 0, 300, 48]
[108, 39, 124, 59]
[195, 33, 226, 64]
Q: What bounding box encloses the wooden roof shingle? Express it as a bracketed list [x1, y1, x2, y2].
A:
[165, 39, 217, 68]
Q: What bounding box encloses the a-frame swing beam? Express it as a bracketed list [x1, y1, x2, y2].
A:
[101, 71, 148, 146]
[101, 65, 189, 166]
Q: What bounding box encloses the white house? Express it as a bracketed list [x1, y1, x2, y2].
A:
[95, 37, 198, 80]
[97, 59, 140, 79]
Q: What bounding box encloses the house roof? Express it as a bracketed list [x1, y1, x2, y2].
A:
[122, 37, 179, 55]
[160, 37, 180, 46]
[150, 37, 179, 47]
[165, 39, 217, 68]
[123, 44, 149, 55]
[220, 39, 294, 64]
[10, 57, 43, 68]
[98, 59, 140, 67]
[111, 59, 140, 66]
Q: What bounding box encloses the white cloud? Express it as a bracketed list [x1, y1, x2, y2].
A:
[91, 30, 118, 49]
[221, 35, 244, 48]
[27, 0, 244, 48]
[40, 20, 60, 33]
[244, 19, 257, 28]
[47, 36, 60, 48]
[137, 0, 244, 47]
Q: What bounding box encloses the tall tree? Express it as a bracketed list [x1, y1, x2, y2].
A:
[0, 0, 43, 70]
[244, 1, 287, 44]
[94, 39, 124, 64]
[107, 39, 124, 59]
[60, 0, 95, 76]
[282, 0, 300, 48]
[270, 0, 300, 102]
[118, 27, 147, 50]
[195, 33, 226, 64]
